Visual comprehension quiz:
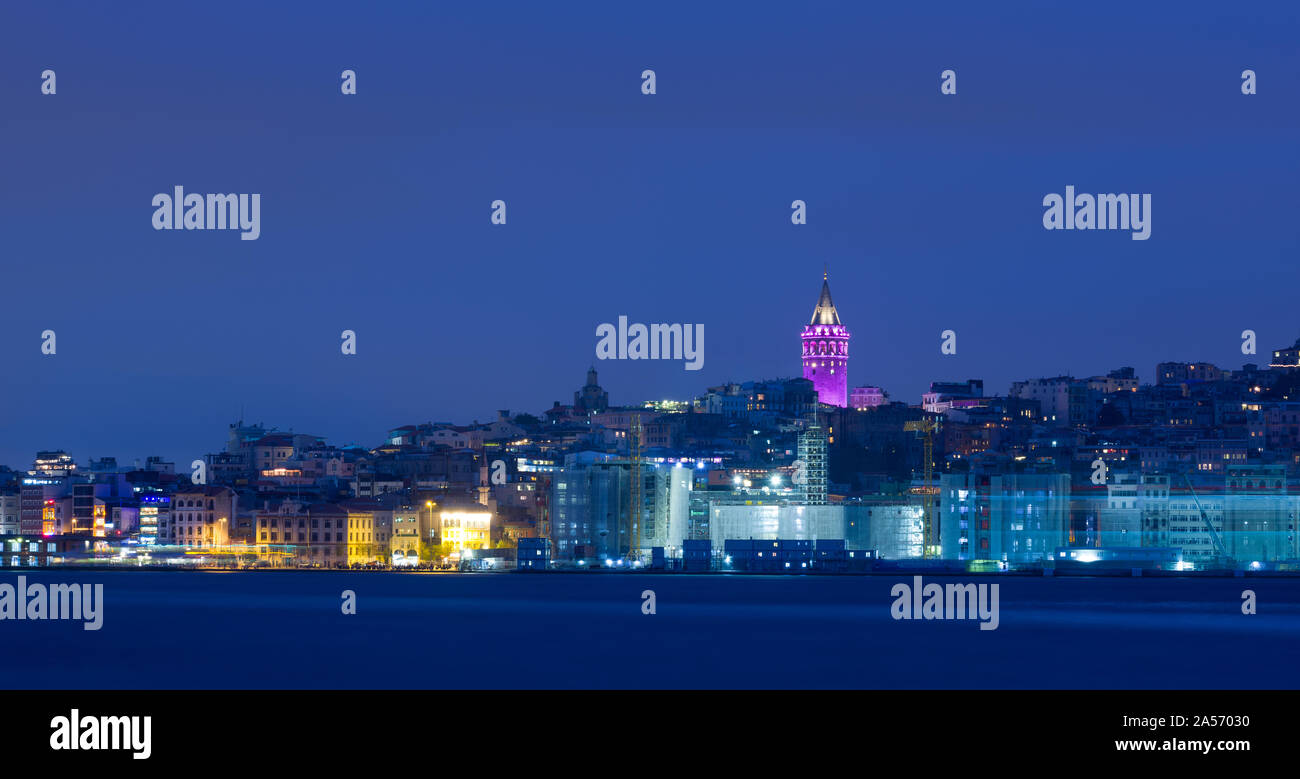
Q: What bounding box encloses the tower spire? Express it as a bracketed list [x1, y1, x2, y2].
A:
[810, 272, 841, 326]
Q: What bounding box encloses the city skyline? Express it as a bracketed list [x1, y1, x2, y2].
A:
[4, 1, 1298, 468]
[5, 259, 1300, 472]
[5, 313, 1299, 474]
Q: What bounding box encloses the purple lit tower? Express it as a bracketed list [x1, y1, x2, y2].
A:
[801, 270, 850, 407]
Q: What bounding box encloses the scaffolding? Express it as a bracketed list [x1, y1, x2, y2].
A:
[798, 418, 827, 505]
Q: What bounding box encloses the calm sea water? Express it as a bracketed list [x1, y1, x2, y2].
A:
[2, 571, 1296, 689]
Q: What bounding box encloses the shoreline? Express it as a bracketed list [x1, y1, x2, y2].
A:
[2, 565, 1298, 578]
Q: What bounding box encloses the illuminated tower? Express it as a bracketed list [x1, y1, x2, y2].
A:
[801, 270, 850, 407]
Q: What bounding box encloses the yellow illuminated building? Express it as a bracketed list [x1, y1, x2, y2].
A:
[255, 503, 385, 568]
[345, 510, 381, 565]
[439, 510, 491, 552]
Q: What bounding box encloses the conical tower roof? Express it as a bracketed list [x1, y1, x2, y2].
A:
[809, 270, 841, 326]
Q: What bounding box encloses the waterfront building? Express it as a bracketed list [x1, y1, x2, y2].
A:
[20, 477, 63, 535]
[0, 491, 18, 536]
[255, 502, 385, 567]
[136, 493, 169, 546]
[169, 486, 238, 547]
[548, 451, 690, 560]
[641, 463, 691, 555]
[939, 473, 1071, 563]
[438, 509, 492, 555]
[390, 504, 422, 564]
[846, 499, 924, 559]
[1224, 465, 1295, 563]
[550, 452, 636, 560]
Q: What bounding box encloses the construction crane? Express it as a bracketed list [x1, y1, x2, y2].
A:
[628, 415, 644, 562]
[904, 418, 941, 559]
[1184, 475, 1231, 566]
[536, 472, 554, 563]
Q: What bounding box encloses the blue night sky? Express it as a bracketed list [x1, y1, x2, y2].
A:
[1, 1, 1297, 468]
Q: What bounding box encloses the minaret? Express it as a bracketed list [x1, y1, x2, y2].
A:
[801, 270, 850, 407]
